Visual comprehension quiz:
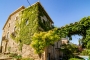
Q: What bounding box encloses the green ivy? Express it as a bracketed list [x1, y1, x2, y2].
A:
[69, 58, 83, 60]
[10, 2, 53, 52]
[31, 28, 60, 54]
[9, 53, 22, 59]
[31, 16, 90, 54]
[10, 2, 90, 54]
[21, 58, 34, 60]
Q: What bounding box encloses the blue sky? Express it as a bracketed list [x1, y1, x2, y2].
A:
[0, 0, 90, 45]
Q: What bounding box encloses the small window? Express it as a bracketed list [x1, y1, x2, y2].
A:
[50, 22, 53, 27]
[9, 23, 10, 27]
[15, 16, 18, 20]
[14, 27, 16, 32]
[38, 27, 44, 31]
[26, 20, 29, 25]
[43, 19, 45, 24]
[19, 40, 22, 43]
[13, 27, 16, 37]
[6, 32, 9, 39]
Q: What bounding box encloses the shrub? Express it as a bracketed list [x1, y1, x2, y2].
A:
[9, 53, 22, 60]
[69, 58, 83, 60]
[21, 58, 34, 60]
[80, 49, 90, 55]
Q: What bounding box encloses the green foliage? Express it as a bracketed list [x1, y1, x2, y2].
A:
[61, 44, 78, 54]
[89, 55, 90, 60]
[10, 2, 53, 53]
[9, 53, 22, 59]
[9, 54, 34, 60]
[32, 16, 90, 54]
[31, 28, 60, 54]
[80, 49, 90, 55]
[62, 47, 74, 59]
[10, 2, 90, 54]
[60, 44, 76, 60]
[38, 4, 53, 31]
[15, 3, 39, 45]
[19, 43, 23, 51]
[59, 44, 84, 60]
[69, 58, 83, 60]
[21, 58, 34, 60]
[10, 32, 16, 40]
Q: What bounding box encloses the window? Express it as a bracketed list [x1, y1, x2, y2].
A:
[50, 22, 53, 27]
[19, 40, 22, 43]
[9, 23, 10, 27]
[15, 16, 18, 20]
[38, 27, 44, 31]
[13, 27, 17, 37]
[43, 19, 45, 24]
[14, 26, 16, 32]
[26, 20, 29, 25]
[6, 32, 9, 39]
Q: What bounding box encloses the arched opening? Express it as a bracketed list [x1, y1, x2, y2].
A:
[70, 35, 82, 45]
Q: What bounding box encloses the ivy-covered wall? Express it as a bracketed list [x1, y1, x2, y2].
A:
[37, 3, 54, 31]
[31, 16, 90, 54]
[11, 2, 53, 51]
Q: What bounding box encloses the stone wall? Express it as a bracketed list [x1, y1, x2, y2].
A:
[1, 2, 54, 60]
[1, 5, 45, 60]
[46, 39, 68, 60]
[46, 40, 62, 60]
[2, 6, 24, 54]
[22, 44, 44, 60]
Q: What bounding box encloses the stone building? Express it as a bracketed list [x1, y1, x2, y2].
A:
[1, 2, 68, 60]
[46, 38, 69, 60]
[1, 6, 25, 53]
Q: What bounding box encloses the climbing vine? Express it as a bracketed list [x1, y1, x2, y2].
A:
[31, 28, 60, 54]
[10, 2, 90, 54]
[11, 2, 53, 51]
[11, 2, 39, 50]
[31, 16, 90, 54]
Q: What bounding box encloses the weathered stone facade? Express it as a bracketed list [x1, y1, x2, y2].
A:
[1, 2, 68, 60]
[2, 6, 25, 54]
[1, 2, 53, 60]
[46, 38, 68, 60]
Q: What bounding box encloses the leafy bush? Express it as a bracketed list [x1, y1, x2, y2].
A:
[69, 58, 84, 60]
[80, 49, 90, 55]
[21, 58, 34, 60]
[9, 53, 22, 59]
[9, 53, 34, 60]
